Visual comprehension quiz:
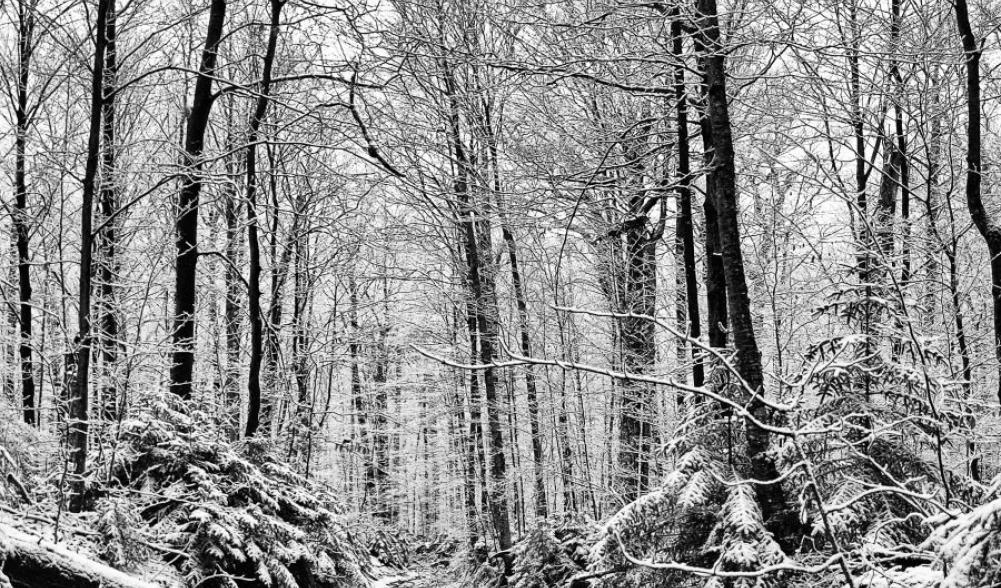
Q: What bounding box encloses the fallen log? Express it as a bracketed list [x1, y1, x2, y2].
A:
[0, 520, 164, 588]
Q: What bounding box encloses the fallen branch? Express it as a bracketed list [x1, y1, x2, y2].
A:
[0, 520, 166, 588]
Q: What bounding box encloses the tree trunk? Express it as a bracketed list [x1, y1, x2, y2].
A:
[849, 0, 868, 279]
[892, 0, 910, 288]
[481, 99, 549, 520]
[617, 210, 658, 503]
[953, 0, 1001, 407]
[444, 63, 513, 556]
[697, 84, 728, 350]
[13, 0, 37, 426]
[244, 0, 282, 438]
[673, 14, 703, 388]
[875, 133, 902, 269]
[97, 3, 120, 425]
[222, 95, 243, 440]
[289, 235, 312, 446]
[696, 0, 790, 533]
[169, 0, 227, 400]
[68, 0, 112, 513]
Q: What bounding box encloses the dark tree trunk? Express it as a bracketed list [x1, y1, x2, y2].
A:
[876, 0, 905, 276]
[244, 0, 282, 438]
[673, 14, 703, 388]
[13, 0, 37, 426]
[954, 0, 1001, 407]
[480, 99, 549, 520]
[502, 226, 547, 519]
[696, 77, 728, 350]
[169, 0, 227, 400]
[443, 63, 512, 556]
[875, 134, 902, 268]
[290, 236, 311, 439]
[97, 3, 120, 425]
[69, 0, 112, 513]
[696, 0, 790, 533]
[849, 0, 868, 279]
[617, 208, 659, 503]
[222, 97, 243, 439]
[892, 0, 910, 287]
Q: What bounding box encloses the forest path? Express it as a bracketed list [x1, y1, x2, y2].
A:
[371, 564, 460, 588]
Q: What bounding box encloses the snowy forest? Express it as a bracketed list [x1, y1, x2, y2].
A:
[2, 0, 1001, 586]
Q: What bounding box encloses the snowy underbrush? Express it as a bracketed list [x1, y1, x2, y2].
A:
[513, 371, 987, 587]
[507, 519, 592, 588]
[0, 393, 371, 588]
[454, 516, 593, 588]
[922, 477, 1001, 588]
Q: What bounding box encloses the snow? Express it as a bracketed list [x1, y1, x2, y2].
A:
[370, 571, 419, 587]
[0, 518, 168, 588]
[858, 566, 942, 588]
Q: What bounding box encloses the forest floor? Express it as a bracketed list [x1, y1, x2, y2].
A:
[371, 562, 461, 588]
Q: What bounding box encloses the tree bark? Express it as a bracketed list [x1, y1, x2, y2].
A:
[953, 0, 1001, 407]
[222, 96, 242, 440]
[68, 0, 112, 513]
[443, 62, 513, 556]
[245, 0, 282, 438]
[480, 98, 549, 520]
[849, 0, 868, 279]
[13, 0, 37, 426]
[695, 0, 790, 533]
[673, 14, 703, 388]
[696, 80, 728, 350]
[617, 205, 659, 503]
[892, 0, 910, 288]
[97, 3, 120, 425]
[169, 0, 227, 400]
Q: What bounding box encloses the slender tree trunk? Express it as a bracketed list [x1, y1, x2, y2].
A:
[448, 305, 479, 536]
[245, 0, 282, 437]
[502, 226, 547, 519]
[673, 14, 703, 388]
[481, 101, 549, 520]
[892, 0, 910, 288]
[875, 133, 902, 269]
[460, 289, 490, 540]
[69, 0, 112, 512]
[849, 0, 868, 278]
[444, 63, 512, 557]
[875, 0, 904, 276]
[222, 96, 243, 439]
[697, 83, 728, 349]
[290, 235, 311, 445]
[954, 0, 1001, 407]
[98, 3, 120, 425]
[169, 0, 227, 400]
[696, 0, 790, 533]
[13, 0, 37, 426]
